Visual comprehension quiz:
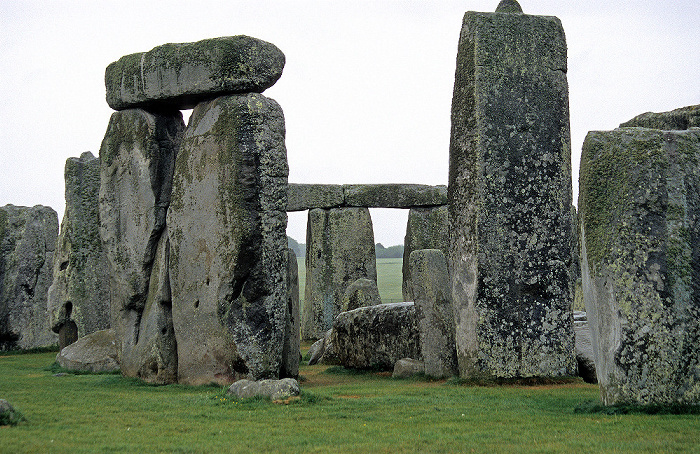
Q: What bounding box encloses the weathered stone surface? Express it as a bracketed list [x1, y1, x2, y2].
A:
[99, 108, 183, 382]
[620, 105, 700, 130]
[56, 329, 119, 373]
[168, 93, 288, 384]
[106, 36, 285, 111]
[448, 9, 575, 379]
[0, 399, 22, 426]
[495, 0, 523, 13]
[0, 205, 58, 350]
[402, 206, 448, 301]
[392, 358, 425, 379]
[48, 152, 110, 349]
[341, 278, 381, 312]
[307, 329, 339, 366]
[574, 315, 596, 384]
[287, 184, 344, 211]
[228, 378, 299, 401]
[579, 127, 700, 405]
[342, 184, 448, 208]
[331, 302, 420, 370]
[281, 249, 300, 378]
[410, 249, 458, 378]
[301, 207, 377, 340]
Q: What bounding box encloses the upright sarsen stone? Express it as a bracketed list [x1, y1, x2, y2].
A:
[168, 93, 288, 384]
[448, 5, 575, 378]
[402, 206, 448, 302]
[301, 207, 377, 340]
[48, 152, 111, 349]
[579, 127, 700, 405]
[99, 108, 183, 383]
[0, 205, 58, 350]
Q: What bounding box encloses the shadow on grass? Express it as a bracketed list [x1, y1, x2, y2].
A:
[445, 375, 581, 387]
[44, 361, 121, 376]
[575, 400, 700, 415]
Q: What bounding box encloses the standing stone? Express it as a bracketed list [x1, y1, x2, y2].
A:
[579, 127, 700, 405]
[281, 248, 300, 378]
[105, 36, 286, 111]
[410, 249, 458, 378]
[402, 206, 448, 301]
[0, 205, 58, 350]
[99, 108, 183, 383]
[168, 93, 288, 384]
[448, 5, 575, 378]
[301, 207, 377, 340]
[48, 152, 111, 349]
[341, 278, 381, 312]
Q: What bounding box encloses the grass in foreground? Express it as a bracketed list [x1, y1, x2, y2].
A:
[1, 352, 699, 453]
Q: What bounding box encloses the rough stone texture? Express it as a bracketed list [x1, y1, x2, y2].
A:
[342, 184, 448, 208]
[402, 206, 448, 301]
[331, 302, 420, 370]
[168, 93, 288, 384]
[228, 378, 300, 401]
[56, 329, 120, 373]
[281, 249, 300, 378]
[287, 183, 448, 212]
[448, 9, 575, 379]
[287, 184, 344, 211]
[48, 152, 111, 349]
[392, 358, 425, 379]
[106, 36, 285, 111]
[574, 313, 596, 384]
[579, 127, 700, 405]
[0, 399, 21, 425]
[341, 278, 381, 311]
[410, 249, 458, 378]
[301, 207, 377, 340]
[0, 205, 58, 350]
[99, 108, 183, 383]
[620, 105, 700, 130]
[495, 0, 523, 14]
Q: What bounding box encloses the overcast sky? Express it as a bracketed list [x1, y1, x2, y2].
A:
[1, 0, 698, 246]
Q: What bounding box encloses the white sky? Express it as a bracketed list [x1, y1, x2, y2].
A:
[1, 1, 698, 246]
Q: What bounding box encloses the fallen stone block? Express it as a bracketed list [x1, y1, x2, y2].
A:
[228, 378, 300, 401]
[392, 358, 425, 379]
[56, 329, 119, 373]
[331, 302, 420, 370]
[341, 278, 381, 312]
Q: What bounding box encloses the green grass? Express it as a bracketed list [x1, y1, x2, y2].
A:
[1, 352, 699, 453]
[297, 257, 405, 306]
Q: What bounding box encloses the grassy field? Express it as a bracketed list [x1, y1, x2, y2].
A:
[1, 352, 699, 453]
[297, 257, 405, 306]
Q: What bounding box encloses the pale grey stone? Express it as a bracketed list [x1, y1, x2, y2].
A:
[287, 184, 343, 211]
[410, 249, 458, 378]
[574, 320, 596, 384]
[228, 378, 300, 401]
[0, 204, 58, 350]
[99, 108, 183, 383]
[342, 184, 447, 208]
[448, 9, 575, 379]
[341, 278, 381, 312]
[402, 206, 448, 301]
[579, 127, 700, 405]
[392, 358, 425, 379]
[331, 302, 420, 370]
[620, 104, 700, 130]
[301, 207, 376, 340]
[168, 93, 288, 384]
[281, 248, 300, 378]
[106, 36, 285, 110]
[48, 152, 110, 350]
[56, 329, 119, 373]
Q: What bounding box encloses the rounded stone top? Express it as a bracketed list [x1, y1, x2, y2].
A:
[496, 0, 523, 13]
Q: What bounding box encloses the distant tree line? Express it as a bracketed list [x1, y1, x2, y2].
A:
[287, 236, 404, 259]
